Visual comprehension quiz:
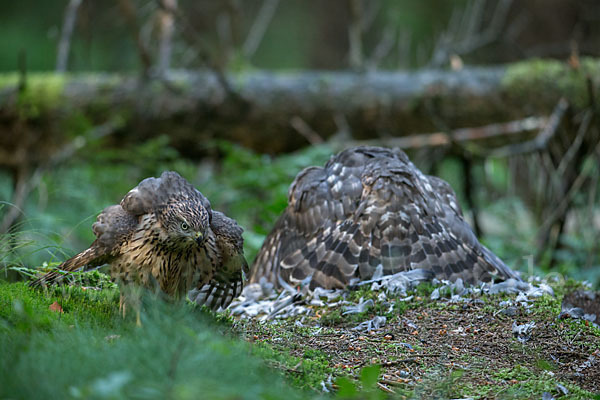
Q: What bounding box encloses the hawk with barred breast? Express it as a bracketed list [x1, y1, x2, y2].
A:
[250, 146, 519, 289]
[31, 171, 248, 311]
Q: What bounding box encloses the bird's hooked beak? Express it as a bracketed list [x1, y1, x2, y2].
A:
[194, 231, 204, 245]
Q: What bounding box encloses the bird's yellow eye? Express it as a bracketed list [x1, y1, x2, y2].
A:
[181, 222, 189, 230]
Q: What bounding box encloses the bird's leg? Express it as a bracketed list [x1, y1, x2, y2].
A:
[119, 293, 127, 318]
[119, 284, 142, 326]
[129, 285, 143, 327]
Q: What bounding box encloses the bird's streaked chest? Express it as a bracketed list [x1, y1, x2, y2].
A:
[111, 214, 215, 298]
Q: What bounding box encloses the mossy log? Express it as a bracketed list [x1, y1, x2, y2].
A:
[0, 58, 598, 165]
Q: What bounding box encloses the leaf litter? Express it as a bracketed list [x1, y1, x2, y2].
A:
[230, 272, 600, 396]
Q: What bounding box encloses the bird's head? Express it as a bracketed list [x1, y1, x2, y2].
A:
[160, 198, 210, 247]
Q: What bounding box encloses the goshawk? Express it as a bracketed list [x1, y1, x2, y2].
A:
[31, 171, 248, 311]
[250, 146, 519, 289]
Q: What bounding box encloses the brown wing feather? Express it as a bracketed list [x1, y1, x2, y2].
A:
[190, 211, 248, 310]
[251, 146, 520, 289]
[250, 147, 405, 287]
[249, 150, 366, 286]
[29, 204, 137, 287]
[120, 171, 211, 216]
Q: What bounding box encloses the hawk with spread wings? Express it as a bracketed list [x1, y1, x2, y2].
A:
[250, 146, 519, 289]
[31, 171, 248, 311]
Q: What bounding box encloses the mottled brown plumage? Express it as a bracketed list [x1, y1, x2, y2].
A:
[31, 171, 248, 311]
[250, 146, 520, 290]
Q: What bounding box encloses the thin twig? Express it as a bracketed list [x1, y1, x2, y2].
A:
[56, 0, 83, 72]
[379, 358, 418, 366]
[338, 115, 547, 151]
[377, 382, 396, 394]
[290, 116, 324, 145]
[379, 378, 407, 387]
[489, 98, 568, 158]
[535, 139, 600, 248]
[167, 5, 242, 102]
[243, 0, 280, 59]
[430, 0, 513, 67]
[157, 0, 177, 76]
[0, 118, 123, 234]
[366, 25, 396, 71]
[556, 109, 592, 177]
[117, 0, 152, 76]
[347, 0, 364, 70]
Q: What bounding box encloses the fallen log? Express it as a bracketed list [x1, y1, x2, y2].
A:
[1, 58, 598, 164]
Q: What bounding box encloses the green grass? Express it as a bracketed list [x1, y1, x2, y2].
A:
[0, 281, 315, 400]
[252, 342, 335, 391]
[0, 281, 120, 330]
[2, 273, 600, 399]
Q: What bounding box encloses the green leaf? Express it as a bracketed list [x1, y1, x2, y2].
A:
[335, 377, 358, 398]
[359, 364, 380, 389]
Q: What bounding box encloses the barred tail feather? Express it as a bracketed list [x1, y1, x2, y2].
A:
[189, 273, 244, 311]
[250, 230, 284, 286]
[480, 244, 521, 281]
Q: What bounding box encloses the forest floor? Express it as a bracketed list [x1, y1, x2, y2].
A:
[237, 280, 600, 399]
[1, 271, 599, 399]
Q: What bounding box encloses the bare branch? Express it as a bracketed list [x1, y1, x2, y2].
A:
[290, 116, 323, 145]
[430, 0, 513, 67]
[456, 0, 512, 54]
[361, 1, 381, 33]
[347, 0, 364, 70]
[535, 140, 600, 249]
[56, 0, 83, 72]
[333, 112, 353, 141]
[157, 0, 177, 76]
[377, 382, 396, 394]
[586, 154, 600, 268]
[489, 98, 568, 157]
[216, 11, 233, 65]
[243, 0, 280, 59]
[366, 25, 396, 71]
[117, 0, 152, 76]
[556, 109, 592, 177]
[18, 50, 26, 93]
[0, 167, 35, 234]
[331, 115, 549, 152]
[168, 5, 243, 102]
[0, 118, 123, 234]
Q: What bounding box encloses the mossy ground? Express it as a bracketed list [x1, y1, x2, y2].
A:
[1, 270, 600, 399]
[0, 279, 314, 400]
[238, 279, 600, 399]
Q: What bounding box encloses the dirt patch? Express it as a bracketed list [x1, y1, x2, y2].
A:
[239, 290, 600, 398]
[562, 290, 600, 322]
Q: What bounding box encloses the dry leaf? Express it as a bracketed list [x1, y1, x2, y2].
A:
[49, 301, 64, 313]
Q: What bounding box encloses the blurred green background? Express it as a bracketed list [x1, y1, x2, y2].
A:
[3, 0, 599, 72]
[1, 0, 599, 286]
